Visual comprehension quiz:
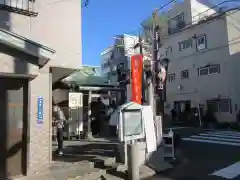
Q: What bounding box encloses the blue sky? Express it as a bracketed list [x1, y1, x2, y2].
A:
[82, 0, 165, 66]
[82, 0, 239, 66]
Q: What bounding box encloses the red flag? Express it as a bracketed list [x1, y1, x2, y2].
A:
[131, 55, 143, 104]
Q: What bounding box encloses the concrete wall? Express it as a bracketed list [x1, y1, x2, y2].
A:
[30, 0, 82, 68]
[0, 0, 82, 68]
[226, 11, 240, 110]
[28, 66, 52, 174]
[0, 43, 52, 173]
[0, 0, 82, 175]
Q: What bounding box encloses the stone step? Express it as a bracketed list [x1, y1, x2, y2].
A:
[14, 167, 106, 180]
[90, 157, 116, 169]
[14, 157, 117, 180]
[96, 164, 156, 180]
[98, 174, 123, 180]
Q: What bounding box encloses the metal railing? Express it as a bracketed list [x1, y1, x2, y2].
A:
[0, 0, 38, 17]
[192, 0, 240, 24]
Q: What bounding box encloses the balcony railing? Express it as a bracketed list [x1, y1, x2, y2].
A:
[192, 0, 239, 24]
[0, 0, 37, 17]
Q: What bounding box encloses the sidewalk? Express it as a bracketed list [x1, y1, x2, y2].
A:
[16, 140, 118, 180]
[15, 139, 179, 180]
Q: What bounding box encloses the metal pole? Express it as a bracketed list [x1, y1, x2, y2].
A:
[152, 10, 166, 144]
[151, 11, 158, 118]
[127, 143, 140, 180]
[139, 31, 145, 105]
[198, 104, 202, 127]
[87, 90, 92, 139]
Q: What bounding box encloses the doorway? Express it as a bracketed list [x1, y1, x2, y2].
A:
[174, 100, 191, 114]
[0, 78, 28, 178]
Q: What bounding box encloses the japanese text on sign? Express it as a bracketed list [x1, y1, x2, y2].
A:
[37, 96, 43, 124]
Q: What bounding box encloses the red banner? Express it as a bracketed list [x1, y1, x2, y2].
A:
[131, 55, 143, 104]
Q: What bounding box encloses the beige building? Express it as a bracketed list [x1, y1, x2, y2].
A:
[158, 0, 240, 123]
[0, 0, 81, 178]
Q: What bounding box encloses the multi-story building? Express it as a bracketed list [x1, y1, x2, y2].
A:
[0, 0, 81, 178]
[101, 46, 113, 77]
[101, 34, 141, 102]
[155, 0, 240, 123]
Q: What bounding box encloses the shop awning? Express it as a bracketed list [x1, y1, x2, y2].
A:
[51, 67, 77, 84]
[0, 28, 55, 66]
[61, 65, 113, 87]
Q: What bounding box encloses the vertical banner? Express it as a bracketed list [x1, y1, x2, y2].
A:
[131, 55, 143, 104]
[37, 96, 43, 124]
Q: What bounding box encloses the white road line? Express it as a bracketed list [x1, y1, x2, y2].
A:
[190, 135, 240, 142]
[182, 130, 240, 146]
[199, 133, 240, 139]
[208, 131, 240, 137]
[166, 127, 189, 130]
[182, 137, 240, 146]
[210, 161, 240, 179]
[210, 130, 240, 135]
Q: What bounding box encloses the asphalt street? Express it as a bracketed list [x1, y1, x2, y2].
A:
[52, 127, 240, 180]
[156, 127, 240, 180]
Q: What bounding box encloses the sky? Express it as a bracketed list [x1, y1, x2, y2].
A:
[82, 0, 166, 66]
[82, 0, 240, 66]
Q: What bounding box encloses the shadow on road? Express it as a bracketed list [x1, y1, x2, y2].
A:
[52, 142, 117, 163]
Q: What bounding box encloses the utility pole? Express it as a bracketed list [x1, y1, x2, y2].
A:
[138, 30, 146, 105]
[149, 10, 158, 118]
[151, 9, 170, 144]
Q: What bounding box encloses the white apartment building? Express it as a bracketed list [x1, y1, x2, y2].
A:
[101, 34, 141, 102]
[158, 0, 240, 123]
[101, 46, 113, 77]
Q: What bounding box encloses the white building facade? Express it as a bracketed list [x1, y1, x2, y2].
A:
[159, 0, 240, 123]
[101, 34, 141, 102]
[101, 46, 113, 77]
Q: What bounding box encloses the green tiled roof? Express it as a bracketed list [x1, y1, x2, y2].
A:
[61, 66, 111, 86]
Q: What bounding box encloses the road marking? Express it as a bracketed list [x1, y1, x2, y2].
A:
[182, 130, 240, 146]
[182, 137, 240, 146]
[166, 127, 189, 130]
[208, 131, 240, 136]
[210, 161, 240, 179]
[190, 135, 240, 142]
[199, 133, 240, 139]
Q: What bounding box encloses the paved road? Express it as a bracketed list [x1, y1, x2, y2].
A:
[156, 127, 240, 180]
[51, 128, 240, 180]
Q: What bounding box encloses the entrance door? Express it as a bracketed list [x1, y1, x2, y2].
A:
[0, 78, 28, 178]
[174, 100, 191, 113]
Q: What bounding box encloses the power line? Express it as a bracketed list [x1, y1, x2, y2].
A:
[115, 0, 178, 37]
[122, 0, 240, 37]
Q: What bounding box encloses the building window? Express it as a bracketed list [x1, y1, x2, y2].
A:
[196, 35, 207, 51]
[207, 99, 231, 113]
[179, 39, 192, 51]
[118, 63, 125, 70]
[198, 65, 220, 76]
[168, 13, 186, 35]
[168, 73, 175, 82]
[181, 70, 189, 79]
[165, 46, 172, 56]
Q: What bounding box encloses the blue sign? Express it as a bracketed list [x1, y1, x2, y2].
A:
[37, 96, 43, 124]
